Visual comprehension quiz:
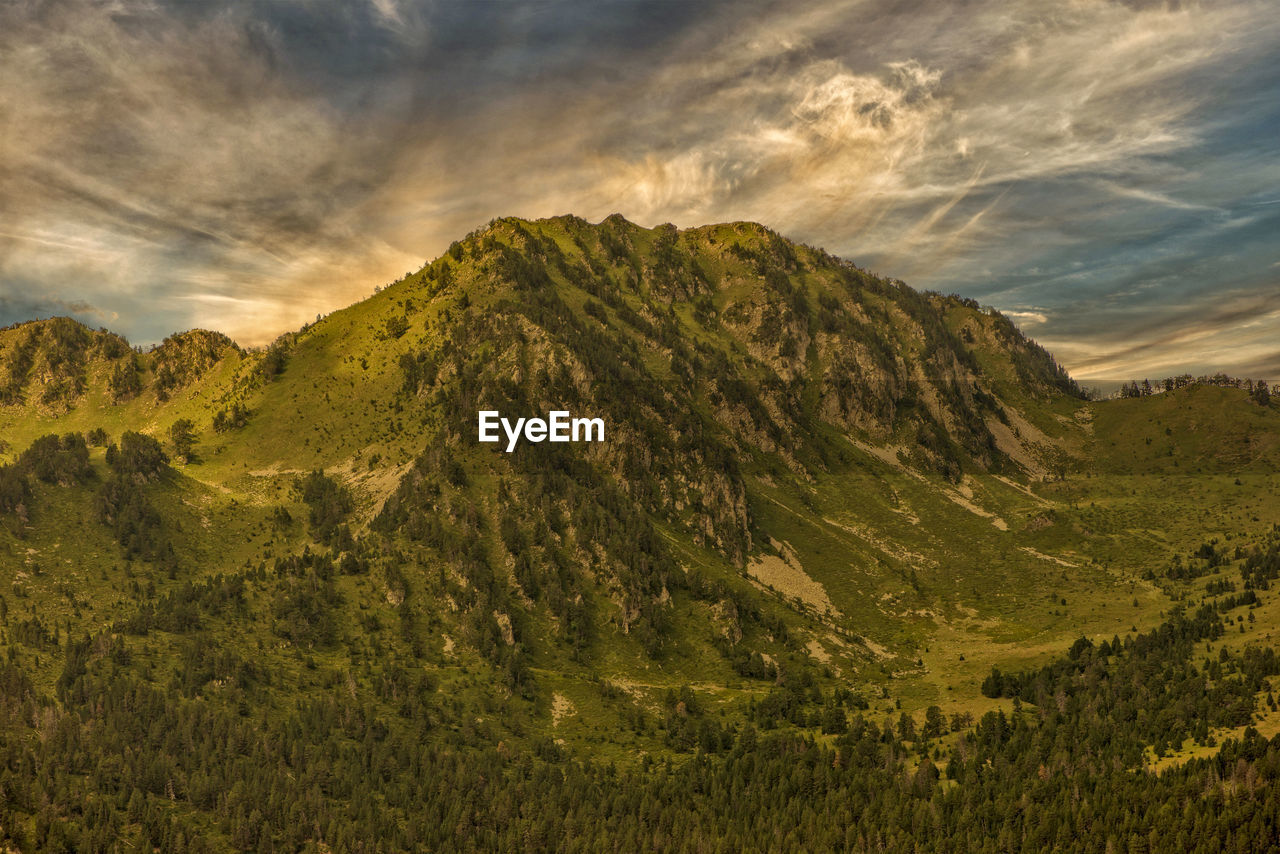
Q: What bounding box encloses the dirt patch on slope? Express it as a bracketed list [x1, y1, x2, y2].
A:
[748, 541, 838, 615]
[552, 693, 575, 727]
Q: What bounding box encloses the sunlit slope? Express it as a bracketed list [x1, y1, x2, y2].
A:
[0, 321, 244, 456]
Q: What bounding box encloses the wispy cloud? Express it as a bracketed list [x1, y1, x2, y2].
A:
[1, 0, 1277, 379]
[0, 0, 422, 343]
[1005, 310, 1050, 328]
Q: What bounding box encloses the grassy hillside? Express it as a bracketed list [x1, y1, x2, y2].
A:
[1092, 383, 1280, 474]
[2, 215, 1280, 850]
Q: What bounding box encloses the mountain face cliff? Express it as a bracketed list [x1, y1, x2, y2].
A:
[2, 216, 1279, 850]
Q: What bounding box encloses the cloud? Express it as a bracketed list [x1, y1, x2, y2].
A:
[368, 0, 403, 28]
[1095, 181, 1222, 213]
[0, 0, 420, 344]
[1040, 288, 1280, 380]
[0, 293, 118, 329]
[1, 0, 1277, 381]
[1004, 310, 1050, 328]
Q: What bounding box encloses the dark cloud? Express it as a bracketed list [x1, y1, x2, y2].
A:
[0, 0, 1277, 380]
[0, 293, 118, 331]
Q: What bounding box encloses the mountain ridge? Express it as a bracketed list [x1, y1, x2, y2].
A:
[3, 214, 1280, 850]
[0, 214, 1082, 478]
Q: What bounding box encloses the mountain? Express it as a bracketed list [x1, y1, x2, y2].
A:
[2, 215, 1280, 851]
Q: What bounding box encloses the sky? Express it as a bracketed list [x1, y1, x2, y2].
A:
[1, 0, 1278, 382]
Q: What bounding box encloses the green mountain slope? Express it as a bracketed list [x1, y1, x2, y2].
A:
[0, 215, 1100, 688]
[3, 215, 1280, 850]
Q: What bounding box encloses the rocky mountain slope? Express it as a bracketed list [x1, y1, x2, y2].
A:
[2, 215, 1279, 850]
